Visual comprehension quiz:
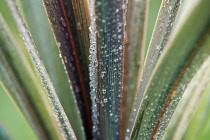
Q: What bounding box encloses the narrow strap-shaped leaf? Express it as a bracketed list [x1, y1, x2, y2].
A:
[0, 15, 64, 140]
[0, 86, 38, 140]
[182, 83, 210, 140]
[89, 0, 126, 139]
[5, 0, 76, 139]
[14, 0, 85, 139]
[0, 0, 36, 71]
[144, 0, 162, 56]
[0, 123, 11, 140]
[163, 56, 210, 140]
[127, 0, 182, 135]
[42, 0, 92, 138]
[131, 0, 210, 139]
[120, 0, 149, 139]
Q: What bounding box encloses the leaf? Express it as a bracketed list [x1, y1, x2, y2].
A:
[162, 56, 210, 140]
[127, 0, 182, 136]
[130, 0, 210, 139]
[42, 0, 92, 138]
[120, 0, 149, 139]
[144, 0, 162, 56]
[14, 0, 85, 139]
[89, 0, 125, 139]
[182, 83, 210, 140]
[0, 15, 64, 140]
[4, 0, 77, 139]
[0, 0, 35, 70]
[0, 86, 38, 140]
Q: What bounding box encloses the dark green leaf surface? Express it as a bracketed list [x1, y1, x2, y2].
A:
[42, 0, 91, 138]
[89, 0, 125, 139]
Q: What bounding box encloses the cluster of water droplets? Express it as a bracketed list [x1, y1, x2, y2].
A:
[89, 0, 99, 136]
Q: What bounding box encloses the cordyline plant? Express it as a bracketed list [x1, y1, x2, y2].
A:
[0, 0, 210, 139]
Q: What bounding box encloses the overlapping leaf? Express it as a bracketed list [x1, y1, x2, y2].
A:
[14, 0, 85, 139]
[42, 0, 91, 138]
[131, 0, 210, 139]
[0, 15, 64, 140]
[163, 56, 210, 140]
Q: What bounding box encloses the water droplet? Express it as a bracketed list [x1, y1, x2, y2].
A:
[103, 98, 108, 103]
[59, 17, 67, 27]
[77, 22, 82, 30]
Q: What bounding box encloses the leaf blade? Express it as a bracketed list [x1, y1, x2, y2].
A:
[5, 0, 77, 139]
[163, 56, 210, 140]
[42, 0, 92, 138]
[89, 0, 126, 139]
[131, 0, 210, 139]
[14, 0, 86, 139]
[0, 15, 64, 140]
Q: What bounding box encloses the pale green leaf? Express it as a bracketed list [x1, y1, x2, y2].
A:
[131, 0, 210, 139]
[127, 0, 182, 137]
[5, 0, 77, 139]
[182, 84, 210, 140]
[0, 15, 64, 140]
[163, 56, 210, 140]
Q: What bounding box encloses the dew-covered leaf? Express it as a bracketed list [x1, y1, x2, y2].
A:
[127, 0, 182, 137]
[163, 56, 210, 140]
[0, 0, 35, 70]
[89, 0, 126, 139]
[5, 0, 77, 139]
[144, 0, 162, 57]
[130, 0, 210, 139]
[120, 0, 149, 138]
[42, 0, 92, 138]
[0, 15, 64, 140]
[14, 0, 85, 139]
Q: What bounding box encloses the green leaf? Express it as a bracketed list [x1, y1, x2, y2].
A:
[89, 0, 125, 139]
[163, 56, 210, 140]
[130, 0, 210, 139]
[120, 0, 149, 138]
[127, 0, 182, 137]
[144, 0, 162, 56]
[0, 86, 37, 140]
[0, 15, 64, 140]
[182, 83, 210, 140]
[0, 0, 35, 71]
[4, 0, 77, 139]
[14, 0, 85, 139]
